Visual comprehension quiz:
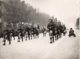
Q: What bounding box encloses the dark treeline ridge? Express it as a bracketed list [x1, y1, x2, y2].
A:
[1, 0, 50, 28]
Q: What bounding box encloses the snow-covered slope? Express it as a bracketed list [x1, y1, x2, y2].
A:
[0, 31, 79, 59]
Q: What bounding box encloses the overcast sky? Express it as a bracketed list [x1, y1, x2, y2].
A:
[23, 0, 79, 28]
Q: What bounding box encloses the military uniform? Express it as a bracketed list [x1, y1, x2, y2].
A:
[47, 19, 56, 43]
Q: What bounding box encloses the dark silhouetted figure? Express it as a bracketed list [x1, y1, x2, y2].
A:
[3, 30, 11, 45]
[69, 28, 76, 37]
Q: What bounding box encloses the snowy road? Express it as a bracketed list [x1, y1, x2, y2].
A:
[0, 31, 80, 59]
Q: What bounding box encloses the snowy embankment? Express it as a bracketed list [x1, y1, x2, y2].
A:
[0, 31, 79, 59]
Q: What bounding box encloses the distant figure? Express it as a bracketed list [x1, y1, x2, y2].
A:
[68, 28, 76, 37]
[49, 30, 54, 43]
[42, 27, 46, 37]
[3, 29, 11, 45]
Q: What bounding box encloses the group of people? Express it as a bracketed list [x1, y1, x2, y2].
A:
[1, 24, 42, 45]
[47, 18, 76, 44]
[0, 17, 77, 45]
[47, 18, 67, 43]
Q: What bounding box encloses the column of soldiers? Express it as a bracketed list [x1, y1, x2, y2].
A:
[2, 23, 40, 45]
[47, 18, 67, 44]
[1, 18, 67, 45]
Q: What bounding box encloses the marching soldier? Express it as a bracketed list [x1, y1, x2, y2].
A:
[20, 29, 24, 42]
[47, 19, 56, 43]
[62, 25, 67, 36]
[17, 28, 24, 42]
[42, 27, 46, 37]
[3, 29, 11, 45]
[3, 30, 7, 45]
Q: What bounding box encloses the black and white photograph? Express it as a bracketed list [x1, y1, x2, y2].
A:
[0, 0, 80, 59]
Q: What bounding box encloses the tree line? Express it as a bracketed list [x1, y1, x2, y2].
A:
[1, 0, 50, 29]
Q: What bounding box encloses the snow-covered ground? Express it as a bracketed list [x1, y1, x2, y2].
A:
[0, 30, 79, 59]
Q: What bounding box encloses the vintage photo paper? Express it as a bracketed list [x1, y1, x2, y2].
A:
[0, 0, 80, 59]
